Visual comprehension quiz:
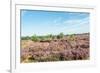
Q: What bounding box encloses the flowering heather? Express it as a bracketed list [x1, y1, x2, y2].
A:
[21, 33, 89, 63]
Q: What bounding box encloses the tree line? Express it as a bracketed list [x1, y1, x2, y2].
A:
[21, 32, 66, 42]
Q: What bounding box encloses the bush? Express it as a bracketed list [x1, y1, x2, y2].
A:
[21, 36, 30, 40]
[68, 34, 75, 41]
[31, 34, 39, 42]
[57, 32, 64, 39]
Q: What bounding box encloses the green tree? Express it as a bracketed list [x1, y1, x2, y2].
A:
[21, 36, 30, 40]
[31, 34, 39, 42]
[57, 32, 64, 39]
[46, 34, 53, 40]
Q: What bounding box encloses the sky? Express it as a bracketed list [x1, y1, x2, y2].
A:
[21, 10, 90, 36]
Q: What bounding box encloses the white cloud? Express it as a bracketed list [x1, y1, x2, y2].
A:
[61, 17, 89, 34]
[63, 17, 89, 26]
[53, 17, 62, 25]
[51, 17, 89, 34]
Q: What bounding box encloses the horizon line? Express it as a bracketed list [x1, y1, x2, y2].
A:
[21, 32, 90, 37]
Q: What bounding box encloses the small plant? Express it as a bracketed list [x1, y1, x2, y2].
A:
[68, 34, 75, 41]
[21, 36, 30, 40]
[31, 34, 39, 42]
[57, 32, 64, 39]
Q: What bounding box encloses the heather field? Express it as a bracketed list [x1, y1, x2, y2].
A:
[21, 10, 90, 63]
[21, 33, 89, 63]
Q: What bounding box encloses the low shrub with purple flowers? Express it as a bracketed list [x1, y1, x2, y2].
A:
[21, 33, 89, 63]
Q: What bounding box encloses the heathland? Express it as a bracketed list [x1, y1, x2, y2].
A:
[21, 33, 89, 63]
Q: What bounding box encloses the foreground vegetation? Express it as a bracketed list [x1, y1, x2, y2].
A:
[21, 33, 89, 63]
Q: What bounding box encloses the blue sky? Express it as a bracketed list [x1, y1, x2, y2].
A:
[21, 10, 89, 36]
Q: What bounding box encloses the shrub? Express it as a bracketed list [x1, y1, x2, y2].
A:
[68, 34, 75, 41]
[57, 32, 64, 39]
[21, 36, 30, 40]
[31, 34, 39, 42]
